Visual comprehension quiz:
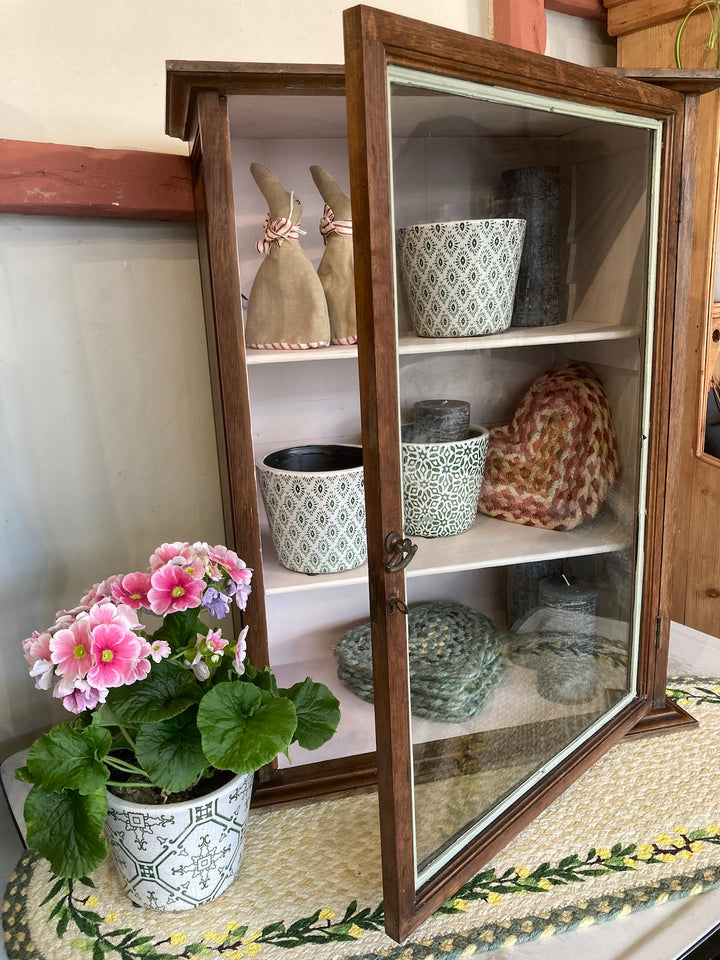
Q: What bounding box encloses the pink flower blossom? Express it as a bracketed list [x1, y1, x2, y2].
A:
[233, 625, 249, 676]
[149, 542, 192, 573]
[50, 619, 94, 679]
[147, 564, 205, 615]
[205, 629, 228, 655]
[23, 631, 52, 667]
[149, 639, 171, 662]
[209, 545, 252, 586]
[87, 600, 141, 632]
[111, 572, 152, 610]
[54, 676, 108, 714]
[87, 623, 145, 689]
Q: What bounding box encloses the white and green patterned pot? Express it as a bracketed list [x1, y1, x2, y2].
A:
[257, 444, 366, 574]
[104, 772, 253, 911]
[401, 425, 489, 538]
[398, 219, 526, 337]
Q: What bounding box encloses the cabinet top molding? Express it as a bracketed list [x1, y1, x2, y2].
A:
[165, 61, 345, 141]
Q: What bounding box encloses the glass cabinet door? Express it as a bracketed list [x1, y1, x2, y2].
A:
[344, 5, 689, 940]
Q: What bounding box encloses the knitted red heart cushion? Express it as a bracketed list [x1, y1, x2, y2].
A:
[477, 362, 619, 531]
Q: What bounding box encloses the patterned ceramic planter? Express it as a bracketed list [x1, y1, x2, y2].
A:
[257, 444, 366, 574]
[398, 219, 525, 337]
[401, 425, 489, 538]
[104, 772, 254, 911]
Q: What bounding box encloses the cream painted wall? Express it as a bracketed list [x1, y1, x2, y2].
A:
[0, 0, 489, 154]
[0, 2, 610, 748]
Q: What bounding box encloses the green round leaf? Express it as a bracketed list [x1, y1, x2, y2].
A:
[280, 679, 340, 750]
[105, 658, 202, 724]
[135, 709, 209, 793]
[25, 785, 108, 879]
[197, 682, 297, 774]
[22, 724, 111, 795]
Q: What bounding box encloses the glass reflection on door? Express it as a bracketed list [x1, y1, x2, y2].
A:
[387, 66, 662, 882]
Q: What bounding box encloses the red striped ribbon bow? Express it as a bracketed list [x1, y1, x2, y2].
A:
[256, 214, 305, 255]
[319, 204, 353, 244]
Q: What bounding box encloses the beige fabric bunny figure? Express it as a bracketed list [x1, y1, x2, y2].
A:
[246, 162, 330, 350]
[310, 165, 357, 345]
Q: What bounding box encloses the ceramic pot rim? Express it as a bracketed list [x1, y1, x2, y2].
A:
[106, 771, 251, 814]
[401, 424, 489, 449]
[398, 218, 526, 232]
[257, 443, 363, 477]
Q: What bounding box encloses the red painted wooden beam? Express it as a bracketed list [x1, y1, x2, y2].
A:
[545, 0, 607, 21]
[0, 139, 194, 220]
[494, 0, 547, 52]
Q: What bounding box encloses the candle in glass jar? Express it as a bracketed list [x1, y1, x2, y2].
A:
[413, 399, 471, 443]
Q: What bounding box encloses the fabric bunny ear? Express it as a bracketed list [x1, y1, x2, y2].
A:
[310, 166, 357, 346]
[310, 165, 351, 221]
[250, 162, 303, 223]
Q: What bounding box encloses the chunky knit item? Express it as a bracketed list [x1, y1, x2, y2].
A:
[477, 362, 619, 531]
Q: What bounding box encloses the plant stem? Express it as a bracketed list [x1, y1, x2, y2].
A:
[106, 780, 154, 788]
[118, 725, 137, 752]
[106, 756, 147, 777]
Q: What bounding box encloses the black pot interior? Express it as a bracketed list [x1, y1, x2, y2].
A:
[263, 445, 363, 472]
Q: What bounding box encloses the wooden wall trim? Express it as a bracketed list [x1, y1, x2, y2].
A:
[0, 139, 194, 220]
[604, 0, 701, 38]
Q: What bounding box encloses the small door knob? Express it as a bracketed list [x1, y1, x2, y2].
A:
[384, 531, 418, 573]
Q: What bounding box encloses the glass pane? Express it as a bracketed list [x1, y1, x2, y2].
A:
[387, 66, 660, 883]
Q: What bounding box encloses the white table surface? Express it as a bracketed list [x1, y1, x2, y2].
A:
[1, 621, 718, 960]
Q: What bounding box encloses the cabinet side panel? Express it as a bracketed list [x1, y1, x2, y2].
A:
[193, 92, 269, 664]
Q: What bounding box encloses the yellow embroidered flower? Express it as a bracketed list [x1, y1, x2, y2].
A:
[170, 933, 187, 946]
[515, 866, 531, 878]
[636, 844, 654, 860]
[690, 841, 704, 853]
[658, 853, 677, 863]
[623, 857, 638, 868]
[673, 825, 688, 835]
[242, 930, 262, 943]
[537, 878, 552, 890]
[86, 895, 100, 908]
[487, 892, 503, 905]
[243, 944, 262, 957]
[104, 913, 119, 923]
[204, 930, 219, 943]
[655, 833, 672, 845]
[226, 951, 244, 960]
[679, 850, 694, 860]
[453, 898, 468, 911]
[707, 824, 720, 835]
[226, 921, 240, 931]
[347, 924, 363, 938]
[596, 849, 612, 861]
[318, 909, 336, 922]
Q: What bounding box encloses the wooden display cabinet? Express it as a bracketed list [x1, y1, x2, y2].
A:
[166, 6, 716, 939]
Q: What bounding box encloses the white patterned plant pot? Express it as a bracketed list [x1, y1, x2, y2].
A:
[104, 772, 253, 911]
[401, 425, 489, 538]
[398, 219, 526, 337]
[256, 444, 367, 574]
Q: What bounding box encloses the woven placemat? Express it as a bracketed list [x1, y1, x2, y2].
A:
[4, 678, 720, 960]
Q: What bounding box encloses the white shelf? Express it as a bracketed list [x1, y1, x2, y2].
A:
[261, 506, 630, 595]
[244, 320, 641, 365]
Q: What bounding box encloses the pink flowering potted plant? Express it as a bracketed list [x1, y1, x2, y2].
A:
[18, 540, 340, 910]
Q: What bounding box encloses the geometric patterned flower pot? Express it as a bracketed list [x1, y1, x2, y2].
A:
[398, 219, 526, 338]
[401, 425, 489, 538]
[256, 444, 366, 574]
[104, 772, 253, 911]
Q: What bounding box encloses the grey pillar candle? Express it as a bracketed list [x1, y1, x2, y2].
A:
[413, 399, 470, 443]
[537, 575, 598, 637]
[502, 166, 561, 328]
[507, 559, 563, 631]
